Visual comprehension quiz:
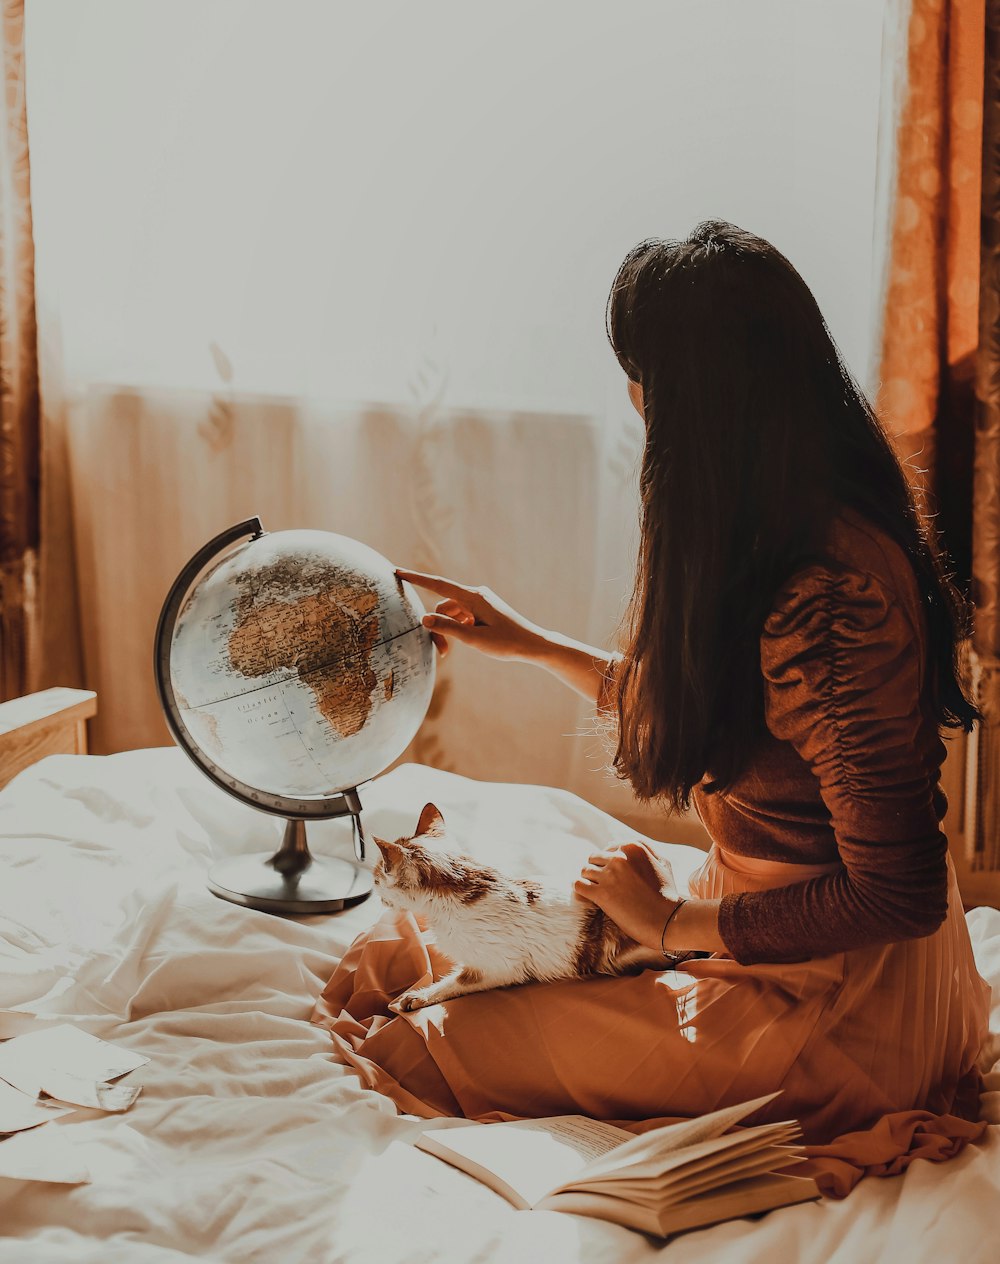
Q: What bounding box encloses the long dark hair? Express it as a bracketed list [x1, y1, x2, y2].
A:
[605, 219, 979, 811]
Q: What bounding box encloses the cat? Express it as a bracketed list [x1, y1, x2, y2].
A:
[372, 802, 663, 1014]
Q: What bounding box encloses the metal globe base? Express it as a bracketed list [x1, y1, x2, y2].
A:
[207, 818, 373, 915]
[153, 517, 428, 918]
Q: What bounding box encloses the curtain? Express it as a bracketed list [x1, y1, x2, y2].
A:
[0, 0, 39, 702]
[968, 0, 1000, 876]
[870, 1, 1000, 894]
[872, 0, 984, 564]
[62, 385, 719, 847]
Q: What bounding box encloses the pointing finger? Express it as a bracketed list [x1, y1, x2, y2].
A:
[395, 568, 477, 604]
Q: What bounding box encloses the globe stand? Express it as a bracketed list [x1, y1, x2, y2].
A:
[207, 804, 373, 916]
[154, 517, 430, 919]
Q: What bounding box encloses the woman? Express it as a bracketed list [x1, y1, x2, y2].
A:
[314, 221, 990, 1194]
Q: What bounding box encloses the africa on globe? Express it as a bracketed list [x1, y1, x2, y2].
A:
[165, 527, 435, 800]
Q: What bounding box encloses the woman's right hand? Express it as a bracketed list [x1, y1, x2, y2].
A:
[394, 569, 546, 662]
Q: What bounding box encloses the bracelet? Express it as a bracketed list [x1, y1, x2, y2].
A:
[660, 898, 688, 959]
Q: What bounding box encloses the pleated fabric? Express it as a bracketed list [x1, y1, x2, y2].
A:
[312, 845, 990, 1196]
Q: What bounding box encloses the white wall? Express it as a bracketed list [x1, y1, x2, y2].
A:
[25, 0, 888, 836]
[26, 0, 884, 420]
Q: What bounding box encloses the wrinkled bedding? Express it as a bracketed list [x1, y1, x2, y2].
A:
[0, 748, 998, 1264]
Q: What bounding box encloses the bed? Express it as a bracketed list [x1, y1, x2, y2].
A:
[2, 733, 1000, 1263]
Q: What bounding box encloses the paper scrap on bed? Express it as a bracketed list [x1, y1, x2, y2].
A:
[0, 1078, 74, 1133]
[0, 1124, 91, 1184]
[0, 1023, 148, 1110]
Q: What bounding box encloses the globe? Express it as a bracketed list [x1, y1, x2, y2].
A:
[153, 518, 436, 914]
[162, 525, 435, 801]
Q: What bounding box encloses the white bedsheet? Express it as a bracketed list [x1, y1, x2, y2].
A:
[0, 749, 998, 1264]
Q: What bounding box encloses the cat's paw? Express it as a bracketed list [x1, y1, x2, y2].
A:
[389, 989, 430, 1014]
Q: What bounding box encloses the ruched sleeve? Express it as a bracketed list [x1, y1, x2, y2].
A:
[716, 562, 950, 965]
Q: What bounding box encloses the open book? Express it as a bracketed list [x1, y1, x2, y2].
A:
[414, 1092, 818, 1238]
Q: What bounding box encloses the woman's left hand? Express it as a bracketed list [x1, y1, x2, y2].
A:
[574, 841, 681, 950]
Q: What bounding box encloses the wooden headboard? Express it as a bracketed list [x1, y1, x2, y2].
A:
[0, 688, 98, 791]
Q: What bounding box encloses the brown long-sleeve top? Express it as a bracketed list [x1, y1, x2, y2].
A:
[692, 507, 951, 966]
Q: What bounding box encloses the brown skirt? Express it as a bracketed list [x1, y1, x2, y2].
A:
[311, 846, 991, 1196]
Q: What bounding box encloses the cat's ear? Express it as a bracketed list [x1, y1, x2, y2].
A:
[415, 802, 445, 838]
[373, 836, 408, 866]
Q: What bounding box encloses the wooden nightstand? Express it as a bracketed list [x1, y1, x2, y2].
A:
[0, 688, 98, 791]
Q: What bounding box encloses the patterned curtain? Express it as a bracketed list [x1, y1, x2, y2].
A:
[872, 2, 1000, 880]
[968, 0, 1000, 873]
[873, 0, 983, 569]
[0, 0, 39, 703]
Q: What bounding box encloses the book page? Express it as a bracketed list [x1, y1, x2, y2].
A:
[649, 1148, 806, 1206]
[565, 1116, 798, 1189]
[541, 1171, 819, 1237]
[586, 1122, 800, 1186]
[651, 1172, 819, 1236]
[537, 1187, 662, 1235]
[570, 1091, 784, 1182]
[579, 1146, 804, 1207]
[415, 1115, 632, 1209]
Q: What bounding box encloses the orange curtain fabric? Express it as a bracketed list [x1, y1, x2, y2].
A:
[875, 0, 984, 566]
[0, 0, 39, 702]
[967, 2, 1000, 874]
[872, 2, 1000, 881]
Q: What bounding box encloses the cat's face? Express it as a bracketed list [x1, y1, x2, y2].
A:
[372, 802, 446, 911]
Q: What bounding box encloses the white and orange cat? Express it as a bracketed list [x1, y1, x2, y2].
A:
[373, 802, 661, 1014]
